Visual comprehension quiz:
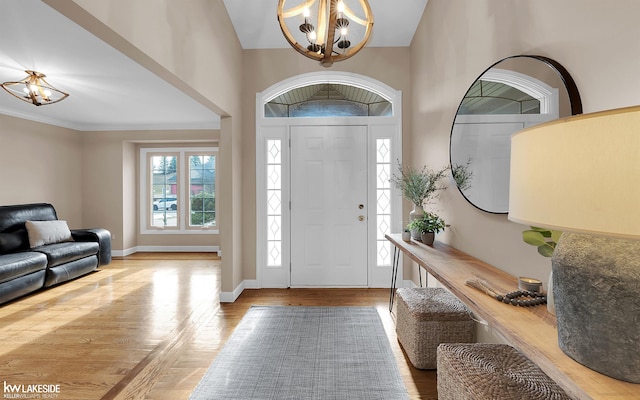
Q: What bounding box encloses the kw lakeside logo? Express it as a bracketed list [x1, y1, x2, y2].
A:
[3, 381, 61, 399]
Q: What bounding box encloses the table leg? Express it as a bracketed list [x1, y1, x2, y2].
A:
[389, 245, 400, 312]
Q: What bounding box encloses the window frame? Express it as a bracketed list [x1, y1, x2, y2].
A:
[140, 147, 218, 235]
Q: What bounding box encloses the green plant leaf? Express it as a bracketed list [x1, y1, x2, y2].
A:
[537, 244, 555, 257]
[528, 226, 552, 237]
[551, 230, 563, 243]
[522, 230, 547, 246]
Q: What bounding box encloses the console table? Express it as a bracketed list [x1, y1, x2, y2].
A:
[385, 233, 639, 400]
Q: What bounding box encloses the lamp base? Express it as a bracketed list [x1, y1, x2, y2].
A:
[553, 232, 640, 383]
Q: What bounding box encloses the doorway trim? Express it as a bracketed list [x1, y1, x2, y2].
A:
[256, 72, 403, 288]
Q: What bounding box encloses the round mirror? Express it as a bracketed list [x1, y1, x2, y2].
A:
[450, 55, 582, 213]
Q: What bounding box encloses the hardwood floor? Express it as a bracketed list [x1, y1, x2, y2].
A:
[0, 253, 437, 400]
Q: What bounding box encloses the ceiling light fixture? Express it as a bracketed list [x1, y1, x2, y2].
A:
[277, 0, 374, 68]
[1, 70, 69, 106]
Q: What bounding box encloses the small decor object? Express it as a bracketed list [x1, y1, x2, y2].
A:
[277, 0, 374, 67]
[407, 212, 446, 245]
[401, 229, 411, 241]
[518, 277, 542, 292]
[1, 70, 69, 106]
[466, 277, 547, 307]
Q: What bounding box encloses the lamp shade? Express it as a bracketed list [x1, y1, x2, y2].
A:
[508, 105, 640, 239]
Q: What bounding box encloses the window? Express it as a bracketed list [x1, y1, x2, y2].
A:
[376, 138, 392, 266]
[188, 154, 216, 227]
[266, 139, 283, 267]
[141, 147, 217, 234]
[265, 83, 392, 118]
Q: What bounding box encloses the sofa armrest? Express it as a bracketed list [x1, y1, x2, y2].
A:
[71, 228, 112, 266]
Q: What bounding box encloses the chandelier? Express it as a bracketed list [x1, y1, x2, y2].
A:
[1, 70, 69, 106]
[277, 0, 374, 67]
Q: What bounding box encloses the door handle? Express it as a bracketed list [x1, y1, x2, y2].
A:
[358, 215, 365, 221]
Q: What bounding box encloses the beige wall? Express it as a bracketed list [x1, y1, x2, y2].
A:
[81, 131, 220, 252]
[0, 115, 83, 226]
[241, 47, 412, 280]
[410, 0, 640, 285]
[0, 113, 220, 252]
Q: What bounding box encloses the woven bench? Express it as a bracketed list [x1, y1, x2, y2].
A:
[395, 287, 474, 369]
[437, 343, 572, 400]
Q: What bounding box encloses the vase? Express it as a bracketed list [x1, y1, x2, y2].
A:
[421, 231, 435, 245]
[409, 204, 424, 240]
[546, 269, 555, 315]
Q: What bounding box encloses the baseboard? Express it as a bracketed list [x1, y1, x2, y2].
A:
[111, 246, 220, 258]
[220, 279, 259, 303]
[403, 279, 416, 288]
[111, 247, 137, 257]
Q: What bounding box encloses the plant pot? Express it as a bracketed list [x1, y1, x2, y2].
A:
[409, 204, 424, 240]
[421, 231, 435, 245]
[401, 230, 412, 241]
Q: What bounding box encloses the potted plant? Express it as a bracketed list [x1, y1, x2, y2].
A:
[407, 212, 446, 245]
[390, 161, 448, 239]
[522, 226, 563, 315]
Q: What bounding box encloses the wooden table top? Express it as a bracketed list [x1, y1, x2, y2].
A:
[386, 233, 639, 400]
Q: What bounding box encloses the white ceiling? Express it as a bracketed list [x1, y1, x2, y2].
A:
[0, 0, 427, 131]
[223, 0, 429, 49]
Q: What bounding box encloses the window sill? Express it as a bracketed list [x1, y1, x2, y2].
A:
[141, 228, 219, 235]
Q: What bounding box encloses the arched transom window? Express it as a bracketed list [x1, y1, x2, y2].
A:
[265, 83, 392, 118]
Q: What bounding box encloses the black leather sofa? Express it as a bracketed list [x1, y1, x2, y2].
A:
[0, 203, 111, 305]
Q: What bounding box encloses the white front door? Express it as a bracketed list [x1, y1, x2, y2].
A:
[290, 125, 368, 286]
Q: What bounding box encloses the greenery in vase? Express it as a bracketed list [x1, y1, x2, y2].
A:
[522, 226, 562, 257]
[390, 161, 449, 207]
[407, 212, 447, 234]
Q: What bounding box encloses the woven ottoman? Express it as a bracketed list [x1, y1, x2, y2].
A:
[395, 288, 474, 369]
[437, 343, 571, 400]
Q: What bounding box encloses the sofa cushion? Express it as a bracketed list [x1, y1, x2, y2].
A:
[25, 220, 73, 248]
[0, 252, 48, 284]
[44, 255, 98, 287]
[34, 242, 99, 268]
[0, 203, 57, 233]
[0, 232, 25, 254]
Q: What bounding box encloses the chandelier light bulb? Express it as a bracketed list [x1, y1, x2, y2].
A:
[303, 7, 310, 18]
[337, 1, 345, 13]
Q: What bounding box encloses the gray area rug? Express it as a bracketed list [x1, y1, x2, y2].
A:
[189, 306, 409, 400]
